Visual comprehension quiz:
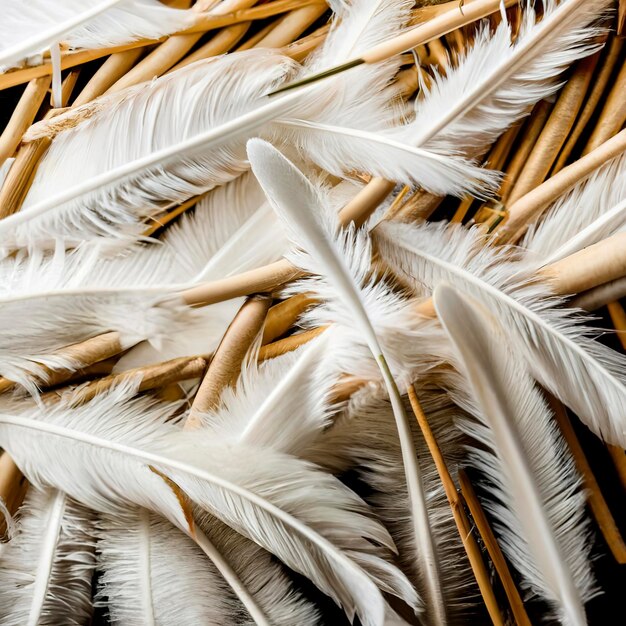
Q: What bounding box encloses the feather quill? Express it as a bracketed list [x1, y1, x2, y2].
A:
[376, 220, 626, 447]
[247, 139, 444, 624]
[0, 487, 96, 626]
[0, 0, 196, 72]
[0, 383, 410, 626]
[434, 284, 596, 626]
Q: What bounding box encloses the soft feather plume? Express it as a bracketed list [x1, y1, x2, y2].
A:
[5, 0, 494, 250]
[0, 382, 412, 626]
[523, 152, 626, 265]
[247, 139, 446, 625]
[375, 220, 626, 447]
[307, 383, 484, 624]
[0, 0, 196, 72]
[0, 487, 96, 626]
[434, 284, 596, 626]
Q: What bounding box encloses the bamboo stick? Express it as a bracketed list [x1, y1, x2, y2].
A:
[549, 397, 626, 564]
[185, 295, 271, 427]
[504, 54, 599, 206]
[459, 469, 532, 626]
[0, 76, 51, 166]
[407, 386, 505, 626]
[552, 37, 623, 173]
[495, 129, 626, 244]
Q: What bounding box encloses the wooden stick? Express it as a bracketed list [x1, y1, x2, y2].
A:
[281, 23, 330, 62]
[495, 129, 626, 244]
[552, 37, 623, 173]
[258, 326, 327, 361]
[262, 293, 316, 344]
[504, 53, 599, 206]
[459, 469, 532, 626]
[582, 57, 626, 154]
[407, 386, 505, 626]
[0, 76, 51, 166]
[571, 276, 626, 311]
[185, 295, 272, 428]
[143, 194, 206, 237]
[619, 0, 626, 37]
[607, 444, 626, 493]
[549, 397, 626, 564]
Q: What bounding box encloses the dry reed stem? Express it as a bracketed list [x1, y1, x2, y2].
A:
[185, 295, 271, 427]
[458, 469, 533, 626]
[262, 293, 316, 344]
[619, 0, 626, 37]
[549, 397, 626, 564]
[495, 129, 626, 244]
[552, 36, 623, 173]
[0, 76, 51, 166]
[504, 54, 599, 206]
[407, 386, 505, 626]
[258, 326, 327, 360]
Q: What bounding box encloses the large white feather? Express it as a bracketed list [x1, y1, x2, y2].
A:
[434, 284, 596, 626]
[0, 487, 96, 626]
[523, 153, 626, 265]
[375, 220, 626, 447]
[247, 139, 444, 624]
[0, 383, 409, 626]
[6, 0, 493, 249]
[0, 0, 196, 72]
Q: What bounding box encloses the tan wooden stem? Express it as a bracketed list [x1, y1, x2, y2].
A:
[459, 469, 532, 626]
[185, 295, 272, 428]
[258, 326, 327, 361]
[549, 397, 626, 564]
[619, 0, 626, 37]
[495, 129, 626, 244]
[262, 293, 316, 344]
[407, 387, 505, 626]
[0, 76, 51, 166]
[505, 53, 598, 206]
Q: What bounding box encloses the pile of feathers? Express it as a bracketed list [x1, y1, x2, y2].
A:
[0, 0, 624, 624]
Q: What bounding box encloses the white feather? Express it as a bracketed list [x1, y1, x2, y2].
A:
[375, 220, 626, 447]
[247, 139, 446, 624]
[0, 487, 96, 626]
[0, 383, 409, 626]
[7, 0, 493, 249]
[523, 153, 626, 265]
[434, 284, 596, 626]
[0, 0, 196, 72]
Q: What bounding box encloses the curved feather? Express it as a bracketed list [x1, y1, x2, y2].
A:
[247, 139, 443, 624]
[434, 284, 595, 626]
[0, 487, 96, 626]
[0, 0, 195, 72]
[376, 220, 626, 446]
[0, 384, 408, 626]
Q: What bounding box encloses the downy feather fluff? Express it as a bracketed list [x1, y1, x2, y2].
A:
[434, 284, 596, 626]
[6, 0, 493, 249]
[247, 139, 446, 625]
[0, 382, 412, 626]
[375, 220, 626, 447]
[0, 487, 96, 626]
[0, 0, 196, 72]
[523, 152, 626, 265]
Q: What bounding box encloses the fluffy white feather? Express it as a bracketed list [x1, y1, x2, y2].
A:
[523, 152, 626, 265]
[247, 139, 445, 624]
[434, 284, 596, 626]
[375, 220, 626, 447]
[0, 383, 411, 626]
[0, 487, 96, 626]
[0, 0, 196, 72]
[6, 0, 494, 249]
[410, 0, 611, 157]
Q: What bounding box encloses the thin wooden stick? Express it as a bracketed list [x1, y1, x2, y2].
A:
[459, 469, 533, 626]
[619, 0, 626, 37]
[185, 295, 272, 428]
[582, 57, 626, 154]
[281, 23, 330, 61]
[0, 76, 51, 166]
[262, 293, 316, 344]
[504, 53, 599, 206]
[495, 129, 626, 244]
[258, 326, 327, 361]
[549, 397, 626, 564]
[552, 36, 623, 173]
[407, 386, 505, 626]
